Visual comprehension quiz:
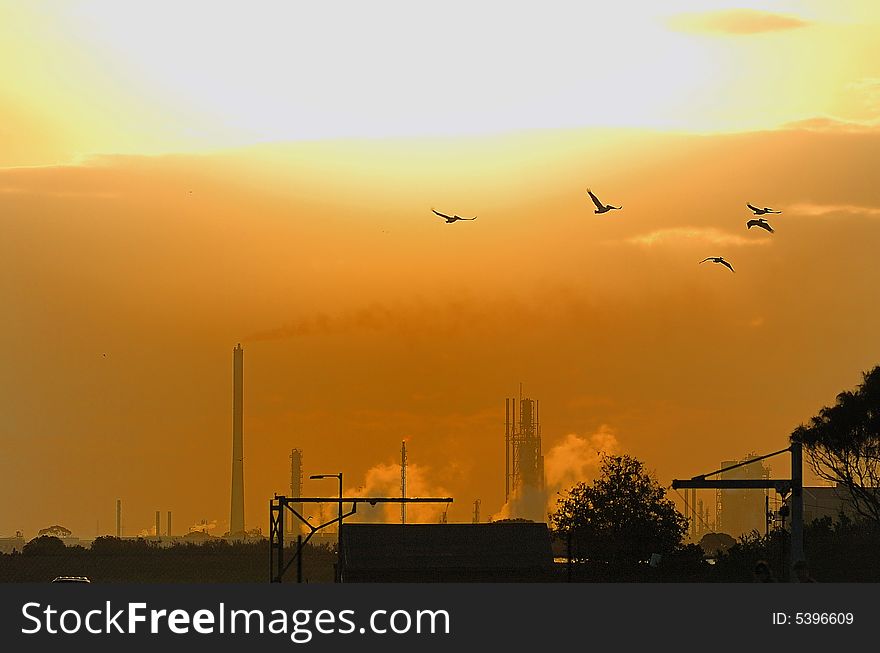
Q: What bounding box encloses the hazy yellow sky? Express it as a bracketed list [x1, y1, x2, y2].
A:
[2, 1, 880, 537]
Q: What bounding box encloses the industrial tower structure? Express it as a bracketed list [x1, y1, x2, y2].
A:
[505, 392, 545, 502]
[230, 343, 245, 535]
[401, 441, 407, 524]
[716, 453, 771, 539]
[288, 449, 303, 534]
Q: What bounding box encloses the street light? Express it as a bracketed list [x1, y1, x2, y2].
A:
[310, 473, 343, 531]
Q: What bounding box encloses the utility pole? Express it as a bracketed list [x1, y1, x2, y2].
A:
[673, 444, 804, 580]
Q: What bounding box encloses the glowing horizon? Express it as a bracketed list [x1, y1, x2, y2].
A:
[3, 1, 880, 166]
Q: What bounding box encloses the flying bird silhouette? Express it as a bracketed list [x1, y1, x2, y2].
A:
[587, 189, 621, 214]
[747, 218, 774, 233]
[700, 257, 735, 273]
[747, 203, 781, 215]
[432, 208, 476, 223]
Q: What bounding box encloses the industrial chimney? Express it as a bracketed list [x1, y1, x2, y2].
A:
[230, 344, 245, 535]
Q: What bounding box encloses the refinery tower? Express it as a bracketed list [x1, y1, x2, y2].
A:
[505, 392, 545, 502]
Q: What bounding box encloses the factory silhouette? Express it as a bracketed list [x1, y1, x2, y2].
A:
[0, 342, 873, 583]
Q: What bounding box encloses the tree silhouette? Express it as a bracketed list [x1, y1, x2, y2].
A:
[699, 532, 736, 557]
[550, 453, 688, 564]
[37, 525, 71, 538]
[792, 366, 880, 525]
[22, 536, 66, 557]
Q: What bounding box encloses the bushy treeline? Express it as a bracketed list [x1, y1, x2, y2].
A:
[0, 536, 336, 583]
[552, 515, 880, 582]
[708, 515, 880, 582]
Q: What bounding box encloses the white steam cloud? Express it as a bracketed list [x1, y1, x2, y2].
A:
[188, 520, 217, 533]
[349, 462, 451, 524]
[492, 425, 621, 523]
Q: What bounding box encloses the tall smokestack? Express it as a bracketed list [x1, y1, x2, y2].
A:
[167, 511, 172, 537]
[230, 343, 245, 535]
[116, 499, 121, 538]
[155, 511, 160, 538]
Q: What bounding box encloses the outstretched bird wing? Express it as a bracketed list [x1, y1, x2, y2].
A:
[759, 221, 774, 233]
[699, 257, 714, 264]
[456, 216, 477, 221]
[765, 208, 782, 214]
[747, 219, 759, 229]
[747, 203, 761, 213]
[432, 208, 452, 220]
[720, 259, 735, 272]
[587, 189, 604, 210]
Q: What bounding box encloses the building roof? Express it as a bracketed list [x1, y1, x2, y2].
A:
[339, 522, 553, 578]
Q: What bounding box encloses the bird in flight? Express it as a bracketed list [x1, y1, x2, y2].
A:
[747, 203, 781, 215]
[587, 189, 621, 214]
[700, 257, 735, 273]
[747, 218, 774, 233]
[432, 208, 476, 223]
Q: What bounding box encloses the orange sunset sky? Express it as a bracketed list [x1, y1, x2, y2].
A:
[3, 1, 880, 537]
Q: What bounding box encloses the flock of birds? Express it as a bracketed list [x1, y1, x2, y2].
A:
[698, 203, 783, 273]
[433, 192, 783, 274]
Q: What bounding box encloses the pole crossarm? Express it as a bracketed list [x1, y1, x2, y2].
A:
[689, 446, 791, 480]
[269, 495, 453, 583]
[275, 496, 454, 504]
[672, 479, 792, 494]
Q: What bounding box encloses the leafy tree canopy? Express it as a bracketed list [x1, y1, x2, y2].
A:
[22, 536, 66, 557]
[792, 366, 880, 524]
[550, 453, 688, 563]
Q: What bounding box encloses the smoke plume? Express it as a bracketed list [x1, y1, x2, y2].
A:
[349, 462, 451, 524]
[188, 520, 217, 533]
[492, 425, 621, 523]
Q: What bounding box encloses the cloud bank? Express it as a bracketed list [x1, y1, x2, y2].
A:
[668, 9, 810, 35]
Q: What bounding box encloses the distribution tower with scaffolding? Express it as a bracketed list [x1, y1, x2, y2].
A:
[505, 392, 545, 502]
[288, 449, 303, 534]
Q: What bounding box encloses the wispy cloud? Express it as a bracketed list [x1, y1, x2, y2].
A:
[848, 78, 880, 114]
[783, 116, 880, 133]
[788, 203, 880, 218]
[626, 227, 770, 248]
[667, 9, 810, 35]
[0, 186, 119, 199]
[747, 316, 765, 328]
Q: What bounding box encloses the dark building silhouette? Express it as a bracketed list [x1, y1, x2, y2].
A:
[800, 485, 880, 524]
[338, 522, 554, 582]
